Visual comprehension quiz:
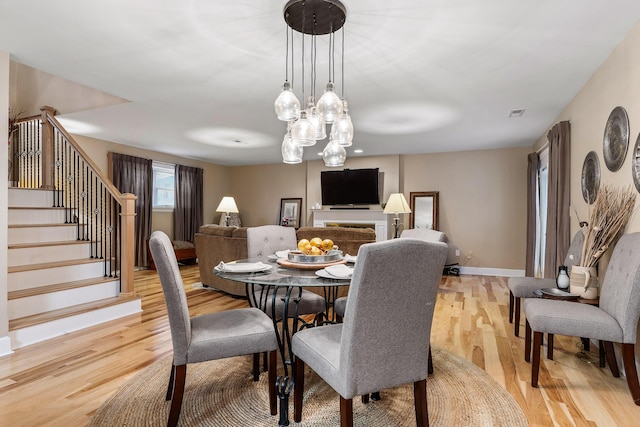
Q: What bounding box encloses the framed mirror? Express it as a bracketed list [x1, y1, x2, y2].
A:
[409, 191, 439, 230]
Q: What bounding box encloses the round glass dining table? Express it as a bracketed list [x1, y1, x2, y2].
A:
[214, 257, 351, 427]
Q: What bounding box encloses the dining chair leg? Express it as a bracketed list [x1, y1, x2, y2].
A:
[622, 343, 640, 405]
[547, 334, 554, 360]
[268, 351, 278, 415]
[263, 351, 268, 372]
[166, 364, 176, 401]
[361, 394, 369, 404]
[414, 379, 429, 427]
[339, 396, 354, 427]
[253, 353, 260, 381]
[428, 346, 434, 375]
[293, 358, 305, 422]
[603, 341, 620, 377]
[525, 321, 532, 362]
[509, 291, 514, 324]
[531, 331, 543, 387]
[514, 297, 521, 336]
[599, 340, 606, 368]
[167, 364, 186, 427]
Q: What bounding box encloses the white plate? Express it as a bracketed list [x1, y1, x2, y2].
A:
[315, 269, 351, 280]
[214, 262, 272, 273]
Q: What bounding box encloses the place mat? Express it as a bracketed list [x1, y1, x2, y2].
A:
[277, 258, 346, 270]
[89, 348, 528, 427]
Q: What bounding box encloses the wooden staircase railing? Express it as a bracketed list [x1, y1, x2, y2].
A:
[9, 106, 136, 295]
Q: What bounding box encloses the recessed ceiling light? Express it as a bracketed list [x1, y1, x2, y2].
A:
[353, 149, 363, 153]
[509, 109, 525, 118]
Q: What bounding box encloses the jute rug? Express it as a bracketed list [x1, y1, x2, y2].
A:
[89, 348, 527, 426]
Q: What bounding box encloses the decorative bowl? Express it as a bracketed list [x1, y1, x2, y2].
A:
[287, 249, 343, 264]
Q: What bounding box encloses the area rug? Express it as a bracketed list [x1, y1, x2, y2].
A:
[89, 348, 527, 426]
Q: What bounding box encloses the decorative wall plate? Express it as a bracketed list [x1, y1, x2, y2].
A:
[633, 133, 640, 193]
[603, 106, 629, 171]
[581, 151, 600, 204]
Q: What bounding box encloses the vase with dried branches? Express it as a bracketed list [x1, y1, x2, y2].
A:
[570, 184, 637, 298]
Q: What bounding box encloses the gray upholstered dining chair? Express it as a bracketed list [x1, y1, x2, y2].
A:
[523, 232, 640, 405]
[508, 230, 584, 336]
[246, 225, 326, 319]
[333, 227, 446, 379]
[149, 231, 279, 427]
[400, 227, 446, 242]
[291, 238, 448, 426]
[333, 227, 446, 320]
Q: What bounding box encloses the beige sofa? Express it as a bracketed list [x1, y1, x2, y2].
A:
[195, 225, 376, 297]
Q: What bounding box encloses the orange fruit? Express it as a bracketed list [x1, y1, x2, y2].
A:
[321, 239, 334, 251]
[310, 246, 322, 255]
[310, 237, 323, 247]
[298, 239, 310, 252]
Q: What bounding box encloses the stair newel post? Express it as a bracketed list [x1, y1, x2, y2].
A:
[119, 193, 137, 296]
[40, 106, 57, 191]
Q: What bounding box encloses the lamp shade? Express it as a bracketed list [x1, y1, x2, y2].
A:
[383, 193, 411, 214]
[216, 196, 239, 213]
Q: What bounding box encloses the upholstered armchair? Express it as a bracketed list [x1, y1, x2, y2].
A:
[291, 239, 448, 426]
[523, 232, 640, 405]
[149, 231, 279, 426]
[508, 230, 584, 336]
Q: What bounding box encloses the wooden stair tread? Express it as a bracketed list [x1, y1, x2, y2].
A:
[8, 258, 107, 273]
[8, 206, 66, 210]
[9, 294, 141, 331]
[9, 276, 119, 300]
[9, 240, 95, 249]
[9, 223, 80, 228]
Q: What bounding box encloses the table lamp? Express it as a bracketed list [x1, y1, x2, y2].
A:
[216, 196, 239, 227]
[383, 193, 411, 238]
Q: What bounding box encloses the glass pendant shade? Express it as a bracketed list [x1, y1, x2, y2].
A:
[316, 82, 343, 123]
[322, 139, 347, 167]
[282, 131, 303, 164]
[308, 107, 327, 141]
[274, 81, 300, 121]
[331, 103, 353, 146]
[291, 110, 316, 147]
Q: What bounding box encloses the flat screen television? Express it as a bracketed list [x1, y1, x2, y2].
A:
[321, 168, 381, 206]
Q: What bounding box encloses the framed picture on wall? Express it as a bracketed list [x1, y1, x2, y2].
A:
[279, 198, 302, 228]
[409, 191, 439, 230]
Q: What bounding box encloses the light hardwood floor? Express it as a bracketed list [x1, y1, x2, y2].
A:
[1, 266, 639, 426]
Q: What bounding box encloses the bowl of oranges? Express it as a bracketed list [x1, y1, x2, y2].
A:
[288, 237, 342, 263]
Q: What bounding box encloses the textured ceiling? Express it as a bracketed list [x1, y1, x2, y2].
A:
[2, 1, 640, 165]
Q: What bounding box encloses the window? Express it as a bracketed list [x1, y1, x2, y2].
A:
[152, 162, 175, 208]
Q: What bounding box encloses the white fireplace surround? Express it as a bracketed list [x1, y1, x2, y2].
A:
[311, 209, 393, 241]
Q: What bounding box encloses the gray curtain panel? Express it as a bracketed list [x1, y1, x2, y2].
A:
[544, 121, 571, 279]
[525, 152, 539, 277]
[174, 164, 203, 242]
[111, 153, 153, 267]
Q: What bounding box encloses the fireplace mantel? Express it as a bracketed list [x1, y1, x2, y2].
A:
[311, 209, 392, 241]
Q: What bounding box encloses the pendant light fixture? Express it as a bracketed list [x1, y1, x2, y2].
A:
[275, 0, 353, 166]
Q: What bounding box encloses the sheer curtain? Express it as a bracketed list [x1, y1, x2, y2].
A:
[111, 153, 153, 267]
[543, 121, 571, 279]
[174, 164, 203, 242]
[525, 153, 539, 277]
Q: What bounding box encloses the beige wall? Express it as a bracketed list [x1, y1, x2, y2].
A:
[228, 162, 307, 227]
[1, 51, 10, 342]
[534, 20, 640, 236]
[403, 147, 529, 269]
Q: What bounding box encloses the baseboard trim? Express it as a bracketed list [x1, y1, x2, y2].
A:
[0, 336, 14, 357]
[459, 266, 525, 277]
